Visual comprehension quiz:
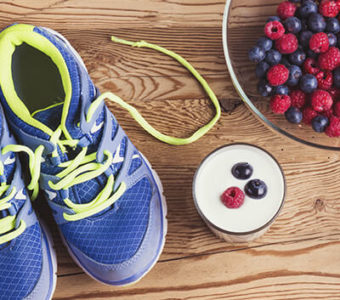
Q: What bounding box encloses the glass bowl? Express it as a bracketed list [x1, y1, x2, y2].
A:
[223, 0, 340, 151]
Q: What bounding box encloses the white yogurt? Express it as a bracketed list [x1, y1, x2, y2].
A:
[193, 144, 285, 237]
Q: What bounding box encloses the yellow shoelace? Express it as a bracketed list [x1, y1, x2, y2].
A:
[4, 127, 126, 222]
[0, 36, 221, 230]
[0, 158, 26, 244]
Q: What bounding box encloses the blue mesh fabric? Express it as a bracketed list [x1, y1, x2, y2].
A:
[0, 91, 49, 140]
[0, 223, 42, 300]
[60, 178, 152, 264]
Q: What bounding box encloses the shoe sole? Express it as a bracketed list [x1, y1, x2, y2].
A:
[59, 153, 168, 286]
[40, 220, 58, 300]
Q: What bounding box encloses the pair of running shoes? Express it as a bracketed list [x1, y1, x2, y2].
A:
[0, 24, 168, 300]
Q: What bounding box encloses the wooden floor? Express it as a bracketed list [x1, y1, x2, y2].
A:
[2, 0, 340, 299]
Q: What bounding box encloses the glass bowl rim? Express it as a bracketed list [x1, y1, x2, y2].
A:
[222, 0, 340, 151]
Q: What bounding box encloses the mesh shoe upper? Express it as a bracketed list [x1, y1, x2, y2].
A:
[0, 24, 162, 270]
[0, 103, 45, 299]
[0, 223, 42, 300]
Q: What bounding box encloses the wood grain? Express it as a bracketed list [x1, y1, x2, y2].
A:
[2, 0, 340, 299]
[55, 239, 340, 299]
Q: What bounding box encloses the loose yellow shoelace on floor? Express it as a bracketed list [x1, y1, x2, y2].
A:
[109, 36, 221, 145]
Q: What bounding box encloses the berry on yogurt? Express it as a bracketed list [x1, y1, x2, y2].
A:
[231, 162, 253, 180]
[245, 179, 268, 199]
[221, 187, 245, 209]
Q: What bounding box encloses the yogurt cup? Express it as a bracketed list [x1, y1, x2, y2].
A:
[193, 143, 286, 243]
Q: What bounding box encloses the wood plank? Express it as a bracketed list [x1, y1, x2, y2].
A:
[54, 238, 340, 299]
[1, 0, 340, 299]
[0, 0, 225, 29]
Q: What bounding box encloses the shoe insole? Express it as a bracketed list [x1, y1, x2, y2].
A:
[11, 43, 65, 114]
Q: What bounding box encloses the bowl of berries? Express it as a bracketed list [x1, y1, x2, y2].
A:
[223, 0, 340, 150]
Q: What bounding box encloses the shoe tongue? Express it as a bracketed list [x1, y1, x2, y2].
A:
[30, 26, 96, 141]
[33, 105, 63, 131]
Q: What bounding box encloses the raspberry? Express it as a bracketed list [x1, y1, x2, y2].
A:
[334, 101, 340, 116]
[303, 58, 320, 75]
[290, 90, 306, 108]
[277, 1, 297, 20]
[309, 32, 329, 53]
[319, 0, 339, 17]
[221, 187, 245, 209]
[267, 64, 289, 86]
[322, 107, 334, 119]
[325, 116, 340, 137]
[270, 94, 291, 114]
[303, 107, 318, 124]
[316, 71, 333, 90]
[318, 47, 340, 71]
[311, 89, 333, 112]
[264, 21, 285, 40]
[336, 0, 340, 10]
[328, 87, 340, 100]
[275, 33, 298, 54]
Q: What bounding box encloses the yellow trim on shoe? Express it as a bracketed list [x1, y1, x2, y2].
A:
[0, 24, 73, 139]
[31, 102, 63, 118]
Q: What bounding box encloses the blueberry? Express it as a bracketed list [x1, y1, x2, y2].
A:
[256, 61, 270, 78]
[289, 0, 301, 2]
[267, 16, 281, 23]
[275, 85, 289, 95]
[333, 67, 340, 88]
[328, 33, 337, 47]
[285, 107, 303, 124]
[231, 162, 253, 180]
[312, 115, 329, 132]
[299, 30, 313, 48]
[306, 48, 318, 59]
[249, 46, 266, 63]
[284, 17, 302, 33]
[289, 49, 306, 66]
[300, 74, 318, 93]
[300, 19, 308, 31]
[256, 37, 273, 52]
[308, 13, 326, 33]
[245, 179, 267, 199]
[298, 1, 318, 19]
[265, 49, 282, 66]
[326, 18, 340, 34]
[280, 57, 292, 68]
[257, 79, 273, 97]
[287, 65, 302, 86]
[337, 33, 340, 48]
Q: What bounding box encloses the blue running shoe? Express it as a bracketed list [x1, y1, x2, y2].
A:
[0, 24, 167, 286]
[0, 104, 57, 300]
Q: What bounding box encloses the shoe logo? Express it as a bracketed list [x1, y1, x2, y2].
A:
[4, 156, 15, 165]
[45, 190, 57, 200]
[90, 121, 104, 134]
[112, 144, 124, 164]
[111, 146, 140, 165]
[15, 189, 26, 200]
